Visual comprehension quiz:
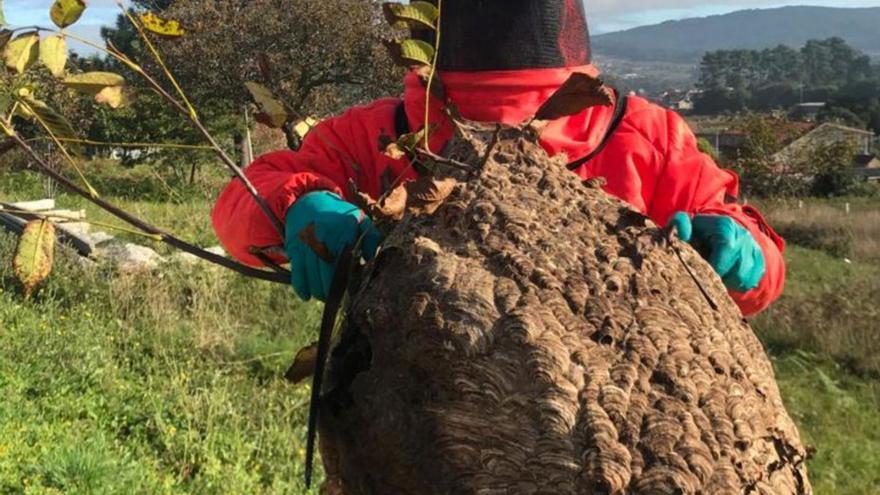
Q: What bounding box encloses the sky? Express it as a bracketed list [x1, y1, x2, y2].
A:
[2, 0, 878, 50]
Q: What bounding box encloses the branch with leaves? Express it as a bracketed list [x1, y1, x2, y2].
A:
[1, 0, 289, 291]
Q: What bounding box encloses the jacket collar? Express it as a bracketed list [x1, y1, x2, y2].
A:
[402, 64, 615, 162]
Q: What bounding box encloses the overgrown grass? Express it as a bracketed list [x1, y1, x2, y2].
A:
[759, 197, 880, 263]
[2, 163, 880, 493]
[0, 230, 325, 494]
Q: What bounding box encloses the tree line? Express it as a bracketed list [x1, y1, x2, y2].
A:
[694, 38, 880, 133]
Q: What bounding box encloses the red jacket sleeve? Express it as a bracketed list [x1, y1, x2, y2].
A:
[211, 98, 408, 266]
[647, 110, 785, 316]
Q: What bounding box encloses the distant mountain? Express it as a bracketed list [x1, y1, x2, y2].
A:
[593, 6, 880, 63]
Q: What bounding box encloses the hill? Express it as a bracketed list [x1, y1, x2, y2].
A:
[593, 6, 880, 63]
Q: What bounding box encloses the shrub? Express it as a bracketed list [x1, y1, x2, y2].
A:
[773, 222, 854, 258]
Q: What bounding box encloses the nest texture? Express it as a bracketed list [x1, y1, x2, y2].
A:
[318, 123, 811, 495]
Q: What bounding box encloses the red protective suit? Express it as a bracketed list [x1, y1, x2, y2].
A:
[212, 65, 785, 316]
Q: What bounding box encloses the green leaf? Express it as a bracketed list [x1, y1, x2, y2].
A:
[39, 34, 67, 78]
[18, 96, 78, 140]
[13, 219, 56, 299]
[0, 0, 7, 27]
[382, 2, 438, 30]
[245, 82, 291, 129]
[3, 32, 39, 74]
[50, 0, 87, 29]
[384, 39, 434, 68]
[139, 12, 185, 38]
[63, 71, 125, 95]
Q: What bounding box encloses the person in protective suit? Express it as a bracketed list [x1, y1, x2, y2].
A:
[211, 0, 785, 316]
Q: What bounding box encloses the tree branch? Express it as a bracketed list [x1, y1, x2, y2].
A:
[105, 41, 288, 239]
[7, 132, 289, 285]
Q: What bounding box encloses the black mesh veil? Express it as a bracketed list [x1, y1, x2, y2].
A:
[414, 0, 591, 71]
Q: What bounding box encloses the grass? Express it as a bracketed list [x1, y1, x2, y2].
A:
[1, 163, 880, 493]
[758, 197, 880, 264]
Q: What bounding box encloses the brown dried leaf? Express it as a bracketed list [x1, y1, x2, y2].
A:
[534, 72, 614, 122]
[384, 143, 407, 160]
[298, 223, 335, 263]
[378, 132, 406, 160]
[285, 343, 317, 384]
[405, 177, 457, 216]
[373, 184, 408, 221]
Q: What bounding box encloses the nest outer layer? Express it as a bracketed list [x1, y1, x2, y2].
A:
[317, 122, 811, 495]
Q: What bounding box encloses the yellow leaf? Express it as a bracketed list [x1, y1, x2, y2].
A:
[384, 39, 434, 68]
[139, 11, 185, 38]
[95, 85, 132, 109]
[3, 32, 39, 74]
[39, 34, 67, 77]
[50, 0, 87, 29]
[292, 117, 320, 140]
[13, 219, 56, 299]
[245, 82, 291, 129]
[383, 2, 438, 30]
[0, 0, 7, 27]
[63, 71, 125, 95]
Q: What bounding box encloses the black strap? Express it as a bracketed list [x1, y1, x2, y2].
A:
[567, 94, 629, 171]
[394, 101, 410, 138]
[394, 95, 627, 170]
[303, 246, 354, 488]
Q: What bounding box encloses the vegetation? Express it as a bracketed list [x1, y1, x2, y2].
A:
[592, 6, 880, 63]
[2, 172, 880, 493]
[2, 0, 879, 493]
[695, 37, 880, 132]
[728, 115, 865, 198]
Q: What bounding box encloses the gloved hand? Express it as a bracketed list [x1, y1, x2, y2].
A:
[284, 191, 381, 301]
[667, 212, 766, 292]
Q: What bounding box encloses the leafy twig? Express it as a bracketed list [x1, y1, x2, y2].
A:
[2, 128, 288, 284]
[422, 0, 442, 149]
[27, 24, 287, 239]
[0, 207, 162, 241]
[27, 137, 214, 151]
[19, 99, 99, 198]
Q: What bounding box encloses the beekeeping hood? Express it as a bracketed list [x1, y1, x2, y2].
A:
[417, 0, 592, 71]
[403, 0, 608, 157]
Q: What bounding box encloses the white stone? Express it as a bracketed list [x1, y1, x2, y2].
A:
[87, 231, 115, 246]
[205, 246, 226, 257]
[98, 241, 164, 272]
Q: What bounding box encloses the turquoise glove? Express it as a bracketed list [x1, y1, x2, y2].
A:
[284, 191, 381, 301]
[667, 212, 766, 292]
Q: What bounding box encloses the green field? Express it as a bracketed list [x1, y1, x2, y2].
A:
[1, 166, 879, 494]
